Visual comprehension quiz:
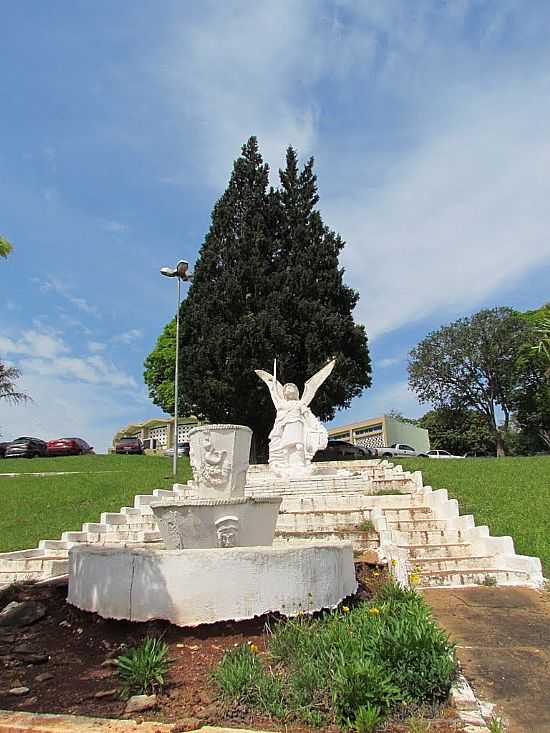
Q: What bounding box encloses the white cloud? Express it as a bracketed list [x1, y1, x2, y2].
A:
[378, 357, 402, 369]
[112, 329, 143, 345]
[157, 0, 322, 187]
[102, 220, 129, 234]
[87, 341, 106, 353]
[331, 70, 550, 338]
[0, 331, 69, 360]
[35, 277, 98, 316]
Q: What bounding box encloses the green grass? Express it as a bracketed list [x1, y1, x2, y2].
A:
[398, 456, 550, 575]
[0, 454, 192, 552]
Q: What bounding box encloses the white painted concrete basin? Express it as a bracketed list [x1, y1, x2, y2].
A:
[151, 497, 282, 549]
[67, 542, 357, 626]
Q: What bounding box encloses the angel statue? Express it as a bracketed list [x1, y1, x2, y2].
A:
[255, 358, 336, 478]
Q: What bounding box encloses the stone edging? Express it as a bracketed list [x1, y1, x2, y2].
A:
[451, 672, 503, 731]
[0, 712, 274, 733]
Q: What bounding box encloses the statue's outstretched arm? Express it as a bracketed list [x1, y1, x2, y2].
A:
[301, 358, 336, 407]
[255, 369, 284, 408]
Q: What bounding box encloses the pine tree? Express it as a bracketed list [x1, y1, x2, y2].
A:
[144, 138, 372, 455]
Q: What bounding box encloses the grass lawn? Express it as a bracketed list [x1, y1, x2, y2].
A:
[0, 454, 192, 553]
[399, 456, 550, 575]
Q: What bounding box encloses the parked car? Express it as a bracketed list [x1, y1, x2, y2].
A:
[314, 439, 376, 462]
[114, 436, 143, 454]
[163, 442, 190, 458]
[375, 443, 428, 459]
[427, 449, 465, 459]
[0, 442, 9, 458]
[4, 437, 48, 459]
[47, 437, 94, 457]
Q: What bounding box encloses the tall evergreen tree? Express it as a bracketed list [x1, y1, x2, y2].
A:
[144, 138, 372, 454]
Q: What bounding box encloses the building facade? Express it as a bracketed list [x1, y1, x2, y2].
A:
[328, 414, 430, 452]
[112, 416, 201, 453]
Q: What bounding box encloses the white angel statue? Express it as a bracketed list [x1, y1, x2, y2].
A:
[255, 359, 336, 477]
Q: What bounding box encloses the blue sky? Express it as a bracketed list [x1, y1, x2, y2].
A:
[1, 1, 550, 452]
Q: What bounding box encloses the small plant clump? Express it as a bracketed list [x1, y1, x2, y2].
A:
[357, 519, 376, 533]
[487, 717, 506, 733]
[407, 713, 432, 732]
[213, 580, 456, 729]
[480, 575, 498, 587]
[116, 636, 170, 698]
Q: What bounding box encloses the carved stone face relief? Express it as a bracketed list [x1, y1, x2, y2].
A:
[215, 516, 240, 548]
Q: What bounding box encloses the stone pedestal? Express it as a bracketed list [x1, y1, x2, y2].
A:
[151, 497, 281, 549]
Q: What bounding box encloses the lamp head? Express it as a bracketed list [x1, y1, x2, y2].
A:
[160, 266, 176, 277]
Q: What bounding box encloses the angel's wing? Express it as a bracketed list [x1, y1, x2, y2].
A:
[301, 359, 336, 407]
[255, 369, 284, 407]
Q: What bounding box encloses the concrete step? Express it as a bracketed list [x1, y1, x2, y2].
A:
[417, 568, 533, 589]
[392, 528, 471, 544]
[411, 555, 497, 572]
[276, 509, 372, 532]
[388, 519, 448, 531]
[379, 507, 434, 521]
[404, 543, 471, 559]
[275, 528, 378, 551]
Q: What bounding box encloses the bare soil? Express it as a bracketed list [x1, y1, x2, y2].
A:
[0, 568, 463, 732]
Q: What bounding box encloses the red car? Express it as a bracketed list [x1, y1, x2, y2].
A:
[47, 437, 94, 457]
[114, 436, 143, 454]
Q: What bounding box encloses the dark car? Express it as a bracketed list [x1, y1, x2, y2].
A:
[114, 436, 143, 454]
[0, 442, 9, 458]
[47, 437, 94, 457]
[313, 439, 375, 462]
[4, 437, 48, 459]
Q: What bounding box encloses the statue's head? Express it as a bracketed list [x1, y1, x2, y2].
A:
[283, 383, 299, 401]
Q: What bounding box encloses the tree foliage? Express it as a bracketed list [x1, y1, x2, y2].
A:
[144, 138, 371, 452]
[408, 307, 529, 456]
[0, 235, 12, 259]
[417, 407, 496, 456]
[0, 362, 29, 405]
[513, 303, 550, 450]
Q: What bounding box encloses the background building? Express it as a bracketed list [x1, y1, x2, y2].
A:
[112, 416, 200, 452]
[328, 414, 430, 452]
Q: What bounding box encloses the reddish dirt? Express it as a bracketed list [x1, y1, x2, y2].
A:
[0, 569, 463, 733]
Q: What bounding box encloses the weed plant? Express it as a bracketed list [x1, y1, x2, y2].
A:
[116, 637, 170, 697]
[213, 580, 456, 728]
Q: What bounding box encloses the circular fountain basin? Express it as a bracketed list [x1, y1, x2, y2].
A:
[67, 542, 357, 627]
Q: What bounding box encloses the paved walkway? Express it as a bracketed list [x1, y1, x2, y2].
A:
[424, 586, 550, 733]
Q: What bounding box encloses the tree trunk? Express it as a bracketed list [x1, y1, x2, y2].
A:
[495, 431, 506, 457]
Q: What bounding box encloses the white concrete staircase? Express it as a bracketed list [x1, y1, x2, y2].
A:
[0, 460, 543, 590]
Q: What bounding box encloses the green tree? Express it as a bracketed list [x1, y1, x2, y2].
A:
[144, 139, 371, 454]
[417, 407, 496, 456]
[408, 307, 529, 457]
[0, 361, 30, 434]
[0, 235, 13, 259]
[513, 303, 550, 450]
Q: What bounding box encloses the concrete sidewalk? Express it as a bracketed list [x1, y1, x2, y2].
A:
[424, 586, 550, 733]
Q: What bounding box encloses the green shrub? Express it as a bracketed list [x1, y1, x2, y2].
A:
[213, 582, 456, 726]
[351, 704, 384, 732]
[357, 519, 375, 532]
[212, 643, 285, 718]
[116, 637, 169, 697]
[408, 714, 431, 732]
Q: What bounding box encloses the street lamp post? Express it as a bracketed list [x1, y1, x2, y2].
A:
[160, 260, 193, 477]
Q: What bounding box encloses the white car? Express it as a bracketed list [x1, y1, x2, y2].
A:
[426, 449, 465, 459]
[163, 442, 190, 458]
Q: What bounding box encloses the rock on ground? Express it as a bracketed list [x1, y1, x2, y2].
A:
[124, 693, 157, 714]
[0, 601, 47, 627]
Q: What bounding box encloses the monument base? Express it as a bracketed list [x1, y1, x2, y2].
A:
[67, 543, 357, 627]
